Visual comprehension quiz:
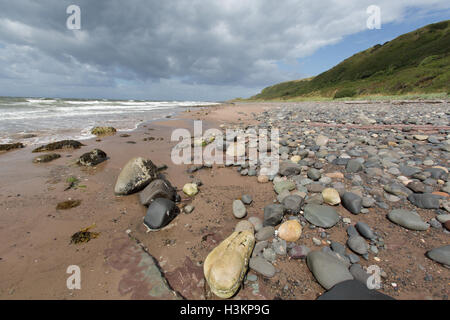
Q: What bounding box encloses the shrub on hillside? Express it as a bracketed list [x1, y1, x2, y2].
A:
[333, 88, 357, 99]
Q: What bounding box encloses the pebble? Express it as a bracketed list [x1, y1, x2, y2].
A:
[322, 188, 341, 206]
[255, 226, 275, 241]
[387, 209, 430, 231]
[241, 194, 253, 205]
[277, 220, 302, 242]
[342, 192, 363, 214]
[347, 235, 369, 255]
[233, 199, 247, 219]
[355, 222, 376, 240]
[249, 256, 276, 278]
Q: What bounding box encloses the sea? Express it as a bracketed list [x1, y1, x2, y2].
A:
[0, 97, 219, 145]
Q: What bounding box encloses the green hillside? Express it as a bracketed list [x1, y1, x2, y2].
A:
[250, 20, 450, 100]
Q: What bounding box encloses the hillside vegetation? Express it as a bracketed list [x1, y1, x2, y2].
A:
[250, 20, 450, 100]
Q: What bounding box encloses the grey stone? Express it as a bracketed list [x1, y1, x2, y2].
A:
[144, 198, 179, 230]
[307, 168, 321, 181]
[347, 253, 360, 264]
[282, 195, 304, 214]
[355, 222, 376, 240]
[330, 241, 346, 256]
[342, 192, 363, 214]
[303, 204, 340, 228]
[349, 264, 370, 284]
[387, 209, 430, 231]
[306, 251, 353, 290]
[252, 241, 268, 257]
[263, 248, 277, 262]
[263, 204, 284, 226]
[274, 180, 296, 194]
[233, 199, 247, 218]
[249, 256, 276, 277]
[426, 245, 450, 266]
[241, 194, 253, 205]
[288, 245, 311, 259]
[407, 193, 441, 209]
[346, 225, 359, 237]
[272, 239, 287, 255]
[347, 235, 368, 255]
[249, 216, 263, 231]
[279, 161, 302, 176]
[139, 179, 176, 206]
[346, 159, 363, 173]
[256, 226, 275, 241]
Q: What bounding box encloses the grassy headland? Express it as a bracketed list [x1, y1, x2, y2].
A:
[246, 20, 450, 101]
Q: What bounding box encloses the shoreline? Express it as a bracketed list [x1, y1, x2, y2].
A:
[0, 101, 449, 300]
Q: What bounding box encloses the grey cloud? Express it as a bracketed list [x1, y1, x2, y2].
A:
[0, 0, 448, 99]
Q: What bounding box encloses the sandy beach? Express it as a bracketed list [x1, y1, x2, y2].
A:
[0, 101, 449, 300]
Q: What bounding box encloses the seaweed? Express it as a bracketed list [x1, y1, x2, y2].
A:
[70, 224, 100, 244]
[56, 199, 81, 210]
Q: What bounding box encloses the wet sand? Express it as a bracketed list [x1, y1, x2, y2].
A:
[0, 102, 448, 300]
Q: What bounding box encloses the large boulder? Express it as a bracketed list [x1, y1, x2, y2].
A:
[144, 198, 179, 230]
[139, 179, 176, 206]
[78, 149, 107, 166]
[204, 231, 255, 298]
[114, 157, 158, 195]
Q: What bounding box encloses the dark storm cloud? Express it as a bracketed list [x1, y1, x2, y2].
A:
[0, 0, 448, 99]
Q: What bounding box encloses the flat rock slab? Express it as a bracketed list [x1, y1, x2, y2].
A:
[307, 251, 353, 290]
[304, 204, 339, 228]
[387, 209, 429, 231]
[104, 237, 181, 300]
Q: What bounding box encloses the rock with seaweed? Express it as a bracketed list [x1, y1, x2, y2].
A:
[32, 140, 84, 153]
[0, 143, 24, 152]
[91, 126, 117, 136]
[32, 153, 61, 163]
[78, 149, 107, 166]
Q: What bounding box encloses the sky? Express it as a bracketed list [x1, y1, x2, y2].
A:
[0, 1, 448, 101]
